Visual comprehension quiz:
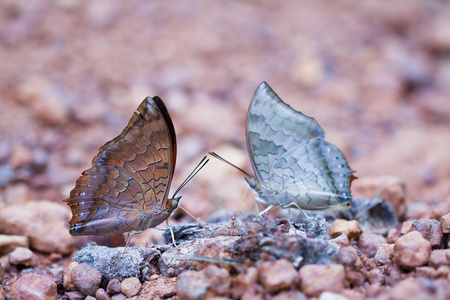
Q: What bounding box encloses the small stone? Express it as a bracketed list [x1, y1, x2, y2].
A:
[338, 246, 363, 270]
[384, 278, 433, 299]
[272, 290, 307, 300]
[230, 266, 258, 299]
[330, 234, 350, 247]
[96, 288, 111, 300]
[121, 277, 141, 297]
[368, 268, 385, 285]
[177, 265, 231, 299]
[299, 264, 345, 297]
[111, 294, 127, 300]
[387, 228, 401, 243]
[139, 277, 176, 299]
[10, 273, 57, 299]
[0, 201, 76, 254]
[408, 219, 444, 248]
[436, 266, 450, 278]
[327, 220, 361, 240]
[71, 262, 102, 296]
[85, 296, 96, 300]
[415, 266, 437, 278]
[352, 175, 406, 218]
[107, 278, 122, 295]
[0, 261, 4, 282]
[440, 213, 450, 233]
[318, 291, 348, 300]
[0, 234, 29, 256]
[49, 267, 64, 287]
[8, 246, 38, 267]
[0, 286, 5, 300]
[428, 249, 450, 268]
[258, 259, 298, 293]
[64, 291, 85, 300]
[357, 232, 387, 258]
[401, 220, 414, 234]
[394, 231, 432, 270]
[374, 243, 394, 266]
[346, 270, 365, 287]
[63, 262, 79, 292]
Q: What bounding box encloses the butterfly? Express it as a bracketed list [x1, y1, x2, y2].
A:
[212, 82, 356, 214]
[64, 96, 207, 247]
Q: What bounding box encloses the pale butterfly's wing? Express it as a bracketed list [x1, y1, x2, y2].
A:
[246, 82, 355, 210]
[64, 96, 177, 235]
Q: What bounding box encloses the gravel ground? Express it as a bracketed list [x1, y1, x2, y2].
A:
[0, 0, 449, 299]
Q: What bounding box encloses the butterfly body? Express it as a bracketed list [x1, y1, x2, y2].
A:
[246, 82, 355, 211]
[65, 96, 179, 236]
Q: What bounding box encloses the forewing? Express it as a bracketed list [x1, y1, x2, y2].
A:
[65, 96, 176, 235]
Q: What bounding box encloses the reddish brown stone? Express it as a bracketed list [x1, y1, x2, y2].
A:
[407, 218, 444, 248]
[357, 232, 387, 258]
[298, 264, 345, 297]
[394, 231, 432, 270]
[71, 263, 102, 296]
[328, 220, 361, 240]
[257, 259, 298, 293]
[10, 274, 57, 300]
[121, 277, 141, 298]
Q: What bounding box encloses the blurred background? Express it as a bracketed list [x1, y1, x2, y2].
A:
[0, 0, 449, 235]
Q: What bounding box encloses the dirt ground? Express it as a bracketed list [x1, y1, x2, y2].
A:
[0, 0, 449, 299]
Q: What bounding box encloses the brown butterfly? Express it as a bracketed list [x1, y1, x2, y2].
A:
[64, 96, 207, 247]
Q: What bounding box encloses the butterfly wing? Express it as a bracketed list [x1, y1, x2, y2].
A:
[246, 82, 355, 210]
[65, 96, 177, 235]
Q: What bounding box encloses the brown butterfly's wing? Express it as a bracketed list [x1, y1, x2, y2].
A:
[64, 96, 177, 236]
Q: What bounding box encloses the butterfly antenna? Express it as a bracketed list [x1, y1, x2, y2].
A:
[208, 152, 251, 177]
[172, 156, 209, 198]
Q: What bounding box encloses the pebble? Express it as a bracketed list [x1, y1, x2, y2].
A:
[121, 277, 141, 297]
[63, 262, 79, 292]
[368, 268, 385, 285]
[428, 249, 450, 268]
[0, 286, 5, 300]
[374, 243, 394, 266]
[85, 296, 96, 300]
[330, 234, 350, 247]
[106, 278, 122, 295]
[318, 291, 348, 300]
[272, 290, 307, 300]
[338, 246, 362, 270]
[0, 234, 28, 256]
[231, 266, 258, 299]
[401, 220, 414, 234]
[327, 220, 361, 240]
[71, 262, 102, 296]
[64, 291, 85, 300]
[0, 201, 76, 254]
[8, 246, 38, 267]
[111, 294, 127, 300]
[387, 228, 401, 243]
[415, 266, 437, 278]
[49, 267, 64, 288]
[139, 276, 177, 299]
[407, 218, 444, 248]
[107, 278, 122, 295]
[95, 288, 111, 300]
[298, 264, 345, 297]
[394, 231, 432, 270]
[0, 261, 4, 282]
[177, 265, 231, 299]
[352, 175, 406, 218]
[357, 232, 387, 258]
[257, 259, 298, 293]
[441, 213, 450, 233]
[10, 273, 57, 299]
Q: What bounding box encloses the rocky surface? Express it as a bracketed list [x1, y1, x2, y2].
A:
[1, 0, 450, 299]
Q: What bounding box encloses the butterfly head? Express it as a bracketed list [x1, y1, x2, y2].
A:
[165, 196, 181, 214]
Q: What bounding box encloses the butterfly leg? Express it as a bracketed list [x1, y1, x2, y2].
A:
[121, 232, 135, 258]
[282, 202, 312, 219]
[258, 205, 274, 218]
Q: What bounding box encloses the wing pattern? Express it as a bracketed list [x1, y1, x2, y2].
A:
[246, 82, 355, 210]
[64, 96, 177, 235]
